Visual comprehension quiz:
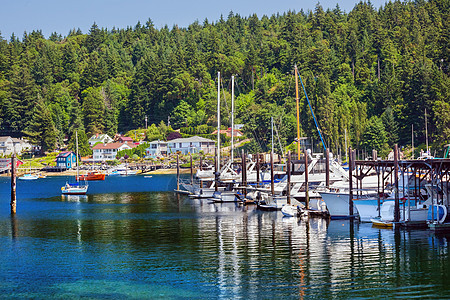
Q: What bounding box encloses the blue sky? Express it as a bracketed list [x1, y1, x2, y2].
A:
[1, 0, 388, 39]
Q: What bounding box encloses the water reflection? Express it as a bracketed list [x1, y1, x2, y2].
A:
[0, 191, 449, 298]
[10, 214, 18, 239]
[62, 194, 88, 202]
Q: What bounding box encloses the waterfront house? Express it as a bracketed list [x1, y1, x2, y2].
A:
[145, 140, 168, 158]
[167, 136, 216, 155]
[0, 136, 34, 156]
[92, 142, 135, 162]
[145, 136, 215, 157]
[12, 138, 34, 154]
[88, 133, 114, 147]
[56, 151, 77, 169]
[0, 136, 14, 156]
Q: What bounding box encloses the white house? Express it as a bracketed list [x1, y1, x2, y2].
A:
[145, 140, 168, 158]
[0, 136, 14, 156]
[92, 142, 135, 161]
[0, 136, 34, 156]
[12, 138, 34, 154]
[167, 136, 216, 155]
[89, 133, 114, 147]
[145, 136, 216, 158]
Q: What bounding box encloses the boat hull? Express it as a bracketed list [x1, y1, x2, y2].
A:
[353, 198, 382, 222]
[62, 190, 88, 195]
[320, 192, 357, 219]
[18, 174, 39, 180]
[77, 172, 106, 181]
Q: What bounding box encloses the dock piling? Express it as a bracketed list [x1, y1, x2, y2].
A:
[348, 147, 353, 217]
[176, 154, 180, 191]
[394, 144, 400, 223]
[11, 154, 16, 215]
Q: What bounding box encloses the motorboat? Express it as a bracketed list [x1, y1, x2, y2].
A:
[77, 171, 106, 181]
[109, 168, 137, 176]
[18, 173, 39, 180]
[210, 190, 237, 203]
[281, 204, 303, 217]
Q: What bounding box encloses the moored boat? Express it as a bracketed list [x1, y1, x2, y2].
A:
[77, 171, 106, 181]
[61, 182, 88, 195]
[18, 173, 39, 180]
[281, 204, 303, 217]
[62, 131, 88, 195]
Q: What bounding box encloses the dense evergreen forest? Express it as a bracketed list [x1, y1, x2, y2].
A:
[0, 0, 448, 157]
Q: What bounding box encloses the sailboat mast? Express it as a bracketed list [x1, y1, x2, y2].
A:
[345, 128, 348, 163]
[231, 75, 235, 162]
[271, 116, 274, 154]
[217, 72, 221, 171]
[76, 130, 79, 182]
[411, 124, 414, 159]
[294, 65, 301, 160]
[425, 109, 429, 155]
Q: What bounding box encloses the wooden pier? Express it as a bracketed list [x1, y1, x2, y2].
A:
[354, 154, 450, 230]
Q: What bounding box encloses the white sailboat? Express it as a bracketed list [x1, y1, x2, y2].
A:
[61, 131, 88, 195]
[18, 156, 38, 180]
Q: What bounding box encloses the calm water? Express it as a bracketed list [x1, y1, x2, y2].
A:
[0, 175, 449, 299]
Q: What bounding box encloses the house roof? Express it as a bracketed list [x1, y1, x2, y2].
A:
[212, 129, 243, 135]
[149, 140, 168, 145]
[0, 136, 13, 142]
[92, 142, 135, 150]
[89, 133, 112, 141]
[57, 151, 75, 158]
[168, 136, 215, 144]
[119, 136, 133, 141]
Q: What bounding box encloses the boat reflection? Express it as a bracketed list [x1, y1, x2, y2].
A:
[61, 194, 88, 202]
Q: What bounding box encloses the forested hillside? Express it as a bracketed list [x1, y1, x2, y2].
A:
[0, 0, 448, 156]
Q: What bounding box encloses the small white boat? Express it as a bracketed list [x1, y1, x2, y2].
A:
[188, 187, 217, 199]
[211, 190, 237, 203]
[19, 159, 39, 180]
[18, 173, 39, 180]
[281, 204, 303, 217]
[117, 169, 137, 176]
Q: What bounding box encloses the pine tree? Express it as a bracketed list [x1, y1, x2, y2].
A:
[67, 130, 92, 157]
[360, 116, 387, 155]
[81, 87, 105, 135]
[23, 97, 56, 153]
[381, 106, 399, 147]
